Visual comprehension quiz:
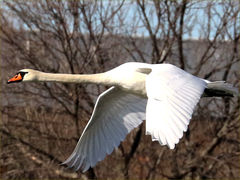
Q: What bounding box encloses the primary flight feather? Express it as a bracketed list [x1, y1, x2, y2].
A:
[7, 62, 238, 172]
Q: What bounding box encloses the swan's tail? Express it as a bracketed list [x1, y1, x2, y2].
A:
[203, 81, 239, 97]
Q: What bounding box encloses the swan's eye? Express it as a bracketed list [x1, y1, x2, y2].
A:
[19, 71, 28, 77]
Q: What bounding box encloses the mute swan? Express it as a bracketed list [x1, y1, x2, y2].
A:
[7, 62, 237, 172]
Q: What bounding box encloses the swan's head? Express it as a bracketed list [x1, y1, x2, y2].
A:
[7, 69, 39, 84]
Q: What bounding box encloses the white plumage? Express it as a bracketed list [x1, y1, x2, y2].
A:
[145, 64, 206, 149]
[61, 63, 206, 171]
[63, 87, 147, 171]
[8, 62, 236, 172]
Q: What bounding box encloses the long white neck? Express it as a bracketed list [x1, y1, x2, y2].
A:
[36, 71, 112, 85]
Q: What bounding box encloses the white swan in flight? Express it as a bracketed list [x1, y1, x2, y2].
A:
[7, 62, 237, 172]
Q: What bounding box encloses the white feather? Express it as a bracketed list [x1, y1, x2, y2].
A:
[62, 86, 147, 172]
[145, 64, 207, 149]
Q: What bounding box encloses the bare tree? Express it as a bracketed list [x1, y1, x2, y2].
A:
[1, 0, 239, 179]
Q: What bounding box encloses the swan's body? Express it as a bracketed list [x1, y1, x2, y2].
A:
[7, 62, 238, 172]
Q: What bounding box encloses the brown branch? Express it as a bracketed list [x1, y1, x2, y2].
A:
[15, 143, 79, 179]
[178, 0, 187, 69]
[1, 128, 62, 164]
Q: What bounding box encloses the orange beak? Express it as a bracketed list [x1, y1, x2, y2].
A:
[7, 73, 23, 84]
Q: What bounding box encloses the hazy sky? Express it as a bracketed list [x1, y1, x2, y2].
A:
[122, 1, 231, 40]
[3, 1, 237, 40]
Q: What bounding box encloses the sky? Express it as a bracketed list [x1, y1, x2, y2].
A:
[2, 0, 238, 40]
[121, 1, 233, 40]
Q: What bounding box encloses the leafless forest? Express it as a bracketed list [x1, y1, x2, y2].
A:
[1, 0, 239, 179]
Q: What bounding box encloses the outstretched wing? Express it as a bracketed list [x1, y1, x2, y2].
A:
[62, 86, 147, 172]
[145, 64, 207, 149]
